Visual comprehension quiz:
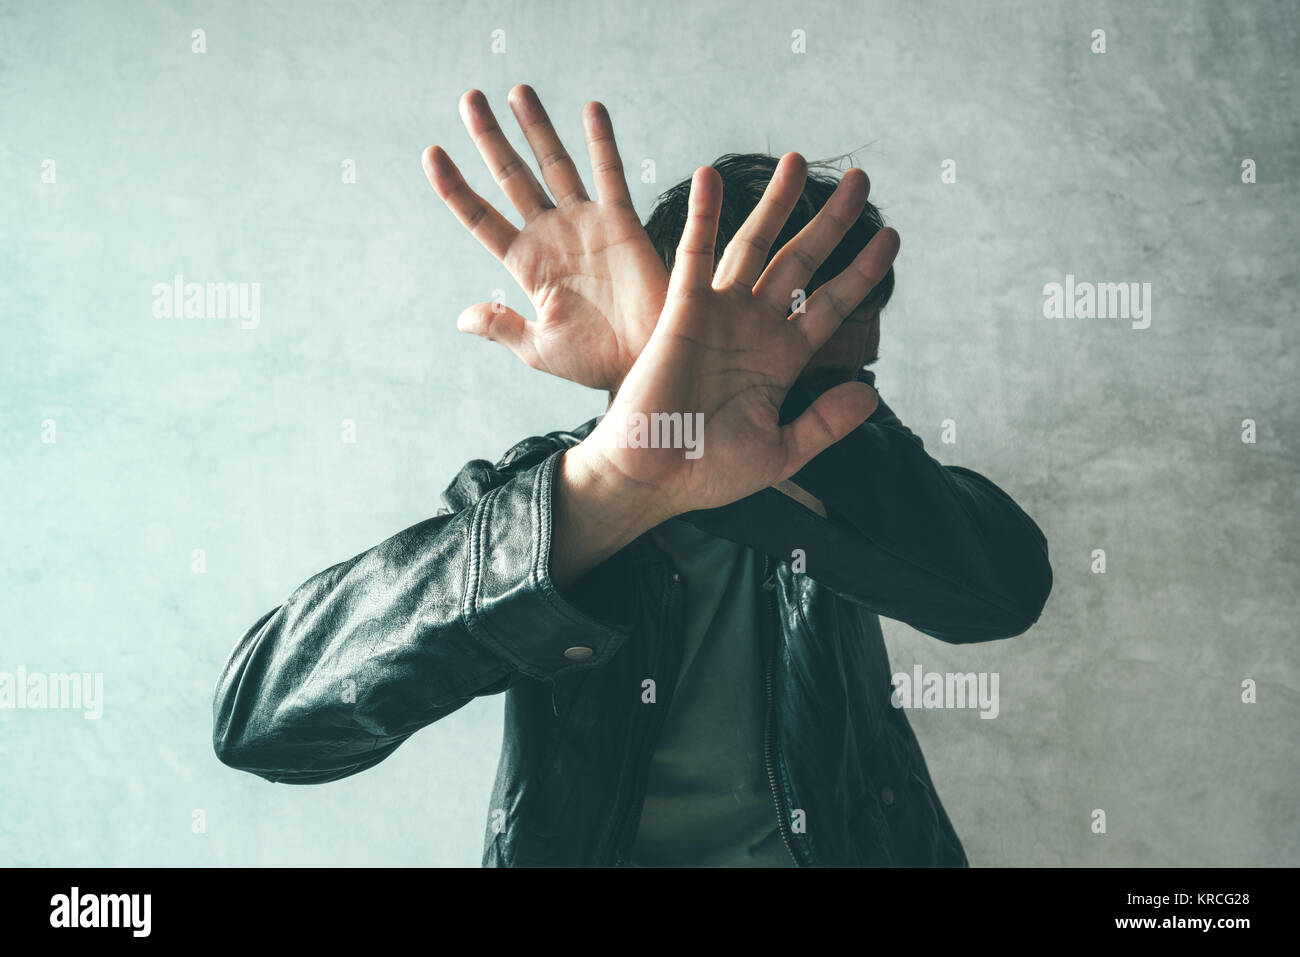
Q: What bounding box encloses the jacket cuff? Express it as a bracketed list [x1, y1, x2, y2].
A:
[462, 449, 630, 681]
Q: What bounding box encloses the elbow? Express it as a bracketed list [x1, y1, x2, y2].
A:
[211, 678, 334, 783]
[211, 713, 328, 784]
[994, 542, 1054, 640]
[211, 607, 301, 782]
[951, 541, 1053, 644]
[211, 701, 279, 782]
[211, 658, 294, 783]
[1024, 535, 1055, 624]
[212, 732, 260, 778]
[211, 680, 376, 785]
[211, 699, 256, 772]
[212, 721, 386, 786]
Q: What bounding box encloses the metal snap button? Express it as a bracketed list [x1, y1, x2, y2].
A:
[563, 646, 594, 660]
[881, 786, 895, 806]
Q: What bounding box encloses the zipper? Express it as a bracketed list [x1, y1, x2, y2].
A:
[761, 553, 801, 867]
[612, 564, 683, 866]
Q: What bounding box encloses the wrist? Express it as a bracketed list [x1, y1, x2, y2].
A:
[562, 443, 679, 532]
[550, 444, 676, 590]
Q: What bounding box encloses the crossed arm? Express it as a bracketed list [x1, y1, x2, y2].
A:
[424, 86, 900, 589]
[210, 87, 1050, 783]
[424, 86, 1049, 630]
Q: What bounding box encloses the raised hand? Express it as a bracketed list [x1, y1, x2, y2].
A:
[423, 85, 668, 392]
[570, 153, 900, 520]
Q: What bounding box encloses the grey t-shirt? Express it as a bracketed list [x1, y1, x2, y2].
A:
[628, 518, 795, 867]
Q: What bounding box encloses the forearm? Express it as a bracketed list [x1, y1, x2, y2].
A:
[799, 441, 1050, 638]
[680, 382, 1052, 641]
[213, 453, 636, 783]
[212, 507, 508, 783]
[551, 445, 675, 589]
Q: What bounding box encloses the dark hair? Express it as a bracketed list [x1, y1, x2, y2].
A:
[643, 152, 895, 312]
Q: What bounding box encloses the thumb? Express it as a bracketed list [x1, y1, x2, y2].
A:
[778, 381, 878, 480]
[456, 302, 542, 369]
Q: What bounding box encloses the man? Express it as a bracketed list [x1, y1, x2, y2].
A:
[212, 85, 1053, 867]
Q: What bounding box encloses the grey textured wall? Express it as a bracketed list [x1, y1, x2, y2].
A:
[1, 0, 1296, 866]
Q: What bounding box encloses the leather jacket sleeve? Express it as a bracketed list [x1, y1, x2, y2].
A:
[212, 450, 627, 784]
[679, 372, 1054, 644]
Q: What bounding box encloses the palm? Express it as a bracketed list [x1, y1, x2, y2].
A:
[582, 159, 899, 518]
[424, 86, 667, 392]
[595, 287, 817, 512]
[503, 203, 666, 389]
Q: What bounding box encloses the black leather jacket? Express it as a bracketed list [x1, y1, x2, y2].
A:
[212, 371, 1052, 866]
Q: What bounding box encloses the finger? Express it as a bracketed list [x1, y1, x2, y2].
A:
[667, 166, 723, 298]
[713, 152, 806, 289]
[778, 381, 879, 481]
[753, 167, 870, 313]
[459, 89, 553, 220]
[456, 302, 543, 369]
[422, 146, 519, 260]
[582, 101, 633, 208]
[507, 84, 590, 206]
[797, 227, 899, 353]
